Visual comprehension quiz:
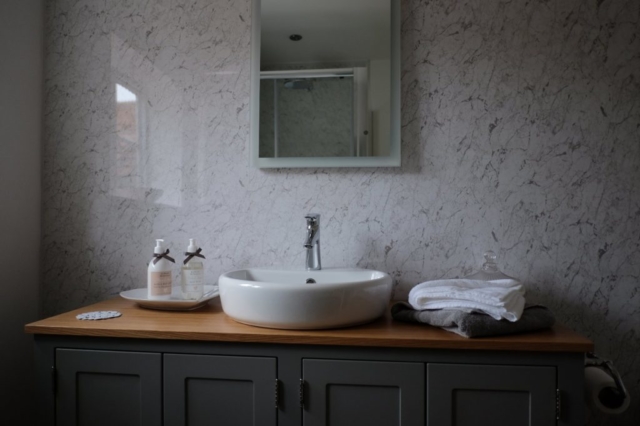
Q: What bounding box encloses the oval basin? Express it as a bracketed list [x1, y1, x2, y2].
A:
[218, 268, 393, 330]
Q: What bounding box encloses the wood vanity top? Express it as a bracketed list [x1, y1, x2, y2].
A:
[25, 297, 593, 352]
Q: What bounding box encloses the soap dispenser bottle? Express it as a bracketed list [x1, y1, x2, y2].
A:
[181, 238, 205, 300]
[148, 239, 174, 300]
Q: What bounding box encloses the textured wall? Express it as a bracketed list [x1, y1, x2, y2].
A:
[43, 0, 639, 424]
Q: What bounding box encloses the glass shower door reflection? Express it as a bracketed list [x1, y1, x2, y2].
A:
[259, 69, 371, 158]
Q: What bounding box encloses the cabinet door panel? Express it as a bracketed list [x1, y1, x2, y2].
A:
[427, 364, 556, 426]
[164, 354, 276, 426]
[303, 359, 424, 426]
[56, 349, 161, 426]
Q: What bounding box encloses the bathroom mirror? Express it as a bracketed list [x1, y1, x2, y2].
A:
[250, 0, 401, 168]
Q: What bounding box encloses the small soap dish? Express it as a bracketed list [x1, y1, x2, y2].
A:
[119, 285, 219, 311]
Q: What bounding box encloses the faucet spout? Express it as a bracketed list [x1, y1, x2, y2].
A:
[304, 223, 319, 248]
[304, 214, 321, 270]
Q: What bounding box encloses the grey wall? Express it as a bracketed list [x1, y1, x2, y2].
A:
[0, 0, 43, 423]
[41, 1, 638, 424]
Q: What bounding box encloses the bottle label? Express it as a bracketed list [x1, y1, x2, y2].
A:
[150, 271, 172, 296]
[182, 268, 204, 292]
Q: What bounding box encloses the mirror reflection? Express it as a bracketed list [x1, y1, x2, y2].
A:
[259, 0, 391, 159]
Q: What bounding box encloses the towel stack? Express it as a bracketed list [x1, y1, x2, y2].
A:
[408, 278, 525, 322]
[392, 277, 555, 338]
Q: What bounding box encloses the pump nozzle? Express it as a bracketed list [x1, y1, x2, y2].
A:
[154, 239, 165, 254]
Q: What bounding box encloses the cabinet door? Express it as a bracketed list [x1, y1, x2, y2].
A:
[56, 349, 161, 426]
[427, 364, 556, 426]
[164, 354, 276, 426]
[303, 359, 425, 426]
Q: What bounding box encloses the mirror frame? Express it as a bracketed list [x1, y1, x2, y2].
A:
[250, 0, 401, 168]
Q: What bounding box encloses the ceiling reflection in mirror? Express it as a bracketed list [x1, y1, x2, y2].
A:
[259, 0, 392, 159]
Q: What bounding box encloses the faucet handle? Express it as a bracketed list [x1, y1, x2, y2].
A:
[305, 213, 320, 225]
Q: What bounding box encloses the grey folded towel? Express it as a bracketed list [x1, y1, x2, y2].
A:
[391, 302, 555, 338]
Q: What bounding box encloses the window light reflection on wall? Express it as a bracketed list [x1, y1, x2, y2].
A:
[113, 83, 140, 199]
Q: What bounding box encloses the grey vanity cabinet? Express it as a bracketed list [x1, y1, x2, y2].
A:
[54, 349, 278, 426]
[35, 335, 586, 426]
[55, 349, 162, 426]
[302, 359, 425, 426]
[427, 363, 557, 426]
[163, 354, 277, 426]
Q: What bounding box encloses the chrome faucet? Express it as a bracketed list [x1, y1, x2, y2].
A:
[304, 214, 321, 270]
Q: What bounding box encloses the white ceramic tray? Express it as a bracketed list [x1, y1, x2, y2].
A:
[119, 285, 219, 311]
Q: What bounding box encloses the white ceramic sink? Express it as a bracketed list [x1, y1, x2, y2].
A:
[218, 268, 393, 330]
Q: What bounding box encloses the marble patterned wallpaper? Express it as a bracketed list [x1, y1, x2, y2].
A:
[43, 0, 639, 423]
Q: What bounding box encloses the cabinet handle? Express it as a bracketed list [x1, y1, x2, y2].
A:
[299, 379, 305, 409]
[51, 366, 57, 395]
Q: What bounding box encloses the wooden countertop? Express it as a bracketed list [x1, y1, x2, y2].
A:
[25, 297, 593, 352]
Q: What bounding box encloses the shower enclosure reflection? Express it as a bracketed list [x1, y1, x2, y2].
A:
[260, 68, 383, 158]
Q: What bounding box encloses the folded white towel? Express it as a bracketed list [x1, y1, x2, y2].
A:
[408, 279, 526, 322]
[411, 293, 525, 322]
[412, 278, 522, 290]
